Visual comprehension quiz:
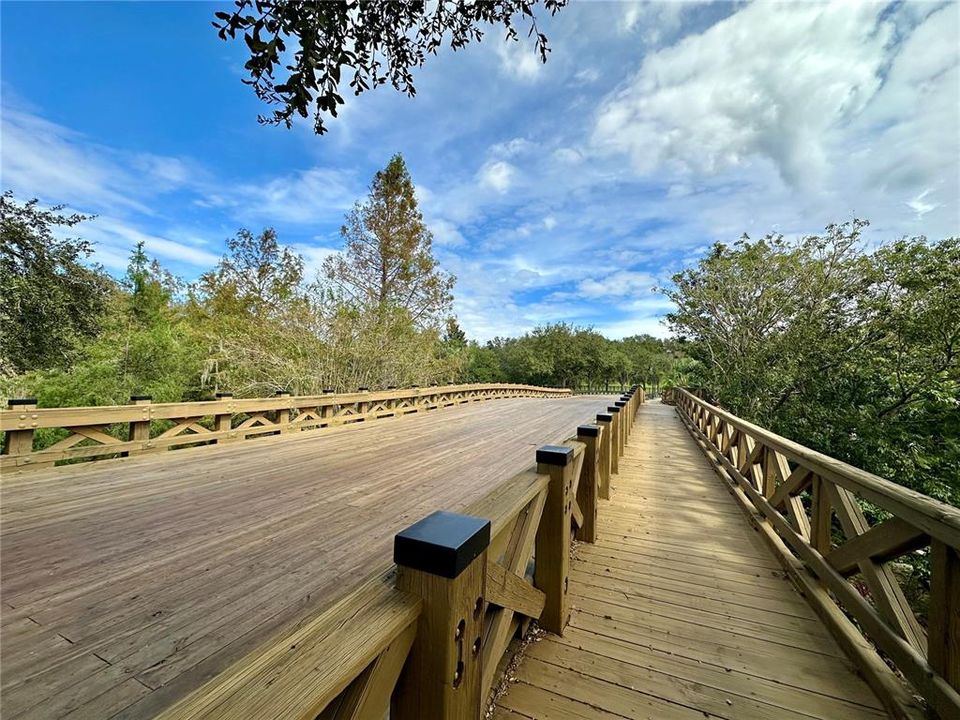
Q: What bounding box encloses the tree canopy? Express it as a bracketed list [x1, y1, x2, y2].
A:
[0, 192, 113, 374]
[213, 0, 567, 134]
[663, 221, 960, 506]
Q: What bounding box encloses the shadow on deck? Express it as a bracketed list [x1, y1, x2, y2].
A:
[493, 402, 887, 720]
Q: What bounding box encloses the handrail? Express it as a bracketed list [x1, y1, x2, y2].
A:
[154, 386, 644, 719]
[672, 388, 960, 719]
[0, 383, 571, 472]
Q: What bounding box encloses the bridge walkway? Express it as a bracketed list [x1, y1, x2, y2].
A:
[493, 401, 888, 720]
[0, 395, 606, 720]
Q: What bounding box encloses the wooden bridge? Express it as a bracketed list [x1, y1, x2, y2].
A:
[1, 384, 958, 719]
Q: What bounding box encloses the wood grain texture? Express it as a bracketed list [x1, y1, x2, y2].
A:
[0, 395, 609, 720]
[494, 401, 887, 720]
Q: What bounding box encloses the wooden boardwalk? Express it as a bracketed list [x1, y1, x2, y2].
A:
[493, 401, 887, 720]
[0, 395, 607, 719]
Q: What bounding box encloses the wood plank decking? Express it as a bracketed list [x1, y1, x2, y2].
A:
[0, 395, 609, 720]
[493, 401, 887, 720]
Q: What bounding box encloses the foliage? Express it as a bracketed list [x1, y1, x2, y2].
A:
[464, 323, 680, 392]
[0, 192, 114, 374]
[214, 0, 568, 134]
[663, 222, 960, 506]
[323, 154, 454, 329]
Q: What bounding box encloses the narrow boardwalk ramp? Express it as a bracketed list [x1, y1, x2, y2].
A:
[494, 401, 887, 720]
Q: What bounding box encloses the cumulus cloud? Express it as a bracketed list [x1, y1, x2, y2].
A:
[477, 160, 517, 194]
[495, 38, 544, 81]
[593, 2, 895, 188]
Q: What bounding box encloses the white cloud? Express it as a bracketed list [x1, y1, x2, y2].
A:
[78, 216, 222, 272]
[202, 167, 358, 225]
[489, 137, 537, 158]
[0, 109, 179, 214]
[543, 216, 557, 230]
[577, 270, 659, 300]
[906, 189, 938, 219]
[593, 2, 894, 188]
[430, 218, 467, 247]
[477, 160, 517, 194]
[495, 38, 544, 81]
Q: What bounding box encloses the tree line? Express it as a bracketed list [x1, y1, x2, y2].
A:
[0, 154, 677, 410]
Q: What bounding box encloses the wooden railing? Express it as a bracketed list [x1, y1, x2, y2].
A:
[0, 383, 571, 472]
[155, 387, 644, 719]
[671, 388, 960, 720]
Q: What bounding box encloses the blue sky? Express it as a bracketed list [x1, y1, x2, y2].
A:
[2, 1, 958, 340]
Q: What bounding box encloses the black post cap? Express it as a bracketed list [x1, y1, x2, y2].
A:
[7, 398, 37, 406]
[323, 388, 335, 393]
[358, 386, 369, 392]
[215, 392, 233, 399]
[536, 445, 574, 466]
[394, 510, 491, 579]
[596, 412, 613, 422]
[387, 385, 397, 389]
[411, 384, 420, 388]
[607, 406, 621, 413]
[577, 424, 600, 438]
[130, 394, 152, 401]
[275, 390, 290, 396]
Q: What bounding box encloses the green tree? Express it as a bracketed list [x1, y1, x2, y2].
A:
[214, 0, 568, 134]
[323, 154, 454, 329]
[662, 221, 960, 505]
[0, 192, 113, 373]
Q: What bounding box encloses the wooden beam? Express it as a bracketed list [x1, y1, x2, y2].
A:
[485, 561, 545, 620]
[929, 539, 960, 693]
[827, 516, 929, 577]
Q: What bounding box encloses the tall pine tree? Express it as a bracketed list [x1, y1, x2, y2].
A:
[323, 154, 454, 329]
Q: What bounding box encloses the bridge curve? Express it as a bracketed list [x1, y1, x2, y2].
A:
[1, 394, 606, 719]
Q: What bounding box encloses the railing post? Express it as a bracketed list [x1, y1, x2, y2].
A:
[321, 388, 334, 425]
[575, 425, 601, 543]
[213, 392, 235, 443]
[275, 390, 292, 432]
[595, 412, 613, 497]
[615, 399, 628, 438]
[620, 394, 632, 433]
[393, 510, 490, 720]
[357, 387, 370, 419]
[127, 395, 152, 456]
[534, 445, 574, 634]
[608, 405, 624, 460]
[928, 540, 960, 693]
[3, 398, 38, 462]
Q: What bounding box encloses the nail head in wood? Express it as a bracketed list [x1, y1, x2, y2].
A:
[394, 510, 491, 579]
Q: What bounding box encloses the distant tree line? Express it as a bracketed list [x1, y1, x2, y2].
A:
[0, 155, 675, 411]
[456, 324, 683, 394]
